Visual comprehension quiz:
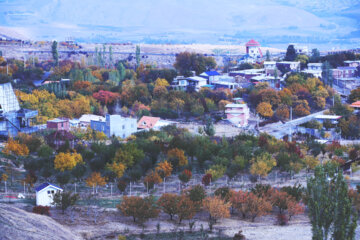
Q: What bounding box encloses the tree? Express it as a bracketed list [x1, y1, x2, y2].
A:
[256, 102, 273, 118]
[156, 160, 173, 178]
[185, 185, 206, 210]
[176, 195, 196, 224]
[179, 169, 192, 183]
[106, 162, 126, 178]
[136, 45, 141, 67]
[244, 192, 272, 222]
[202, 173, 212, 186]
[2, 139, 29, 157]
[250, 153, 277, 178]
[203, 116, 215, 136]
[54, 152, 83, 172]
[52, 191, 79, 214]
[276, 104, 290, 120]
[167, 148, 188, 167]
[321, 61, 333, 87]
[284, 44, 297, 61]
[118, 196, 159, 223]
[306, 163, 357, 240]
[206, 164, 226, 181]
[158, 193, 180, 220]
[287, 200, 304, 221]
[265, 50, 271, 61]
[302, 156, 320, 172]
[174, 52, 216, 76]
[144, 170, 162, 189]
[271, 190, 292, 214]
[52, 41, 59, 66]
[348, 87, 360, 103]
[230, 190, 249, 218]
[203, 196, 231, 230]
[310, 48, 321, 63]
[86, 172, 107, 193]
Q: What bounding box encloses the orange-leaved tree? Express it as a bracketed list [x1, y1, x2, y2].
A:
[2, 138, 29, 157]
[167, 148, 188, 167]
[157, 193, 180, 220]
[176, 195, 196, 224]
[86, 172, 106, 193]
[156, 160, 173, 178]
[118, 196, 159, 223]
[203, 196, 231, 231]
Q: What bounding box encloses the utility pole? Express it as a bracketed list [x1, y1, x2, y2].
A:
[290, 107, 293, 121]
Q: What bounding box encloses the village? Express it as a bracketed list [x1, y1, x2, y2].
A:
[1, 12, 360, 240]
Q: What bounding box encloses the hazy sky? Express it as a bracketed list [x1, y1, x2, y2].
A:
[0, 0, 359, 49]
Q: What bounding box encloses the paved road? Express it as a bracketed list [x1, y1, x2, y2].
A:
[259, 110, 327, 139]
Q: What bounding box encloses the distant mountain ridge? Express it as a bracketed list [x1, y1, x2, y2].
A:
[0, 0, 359, 49]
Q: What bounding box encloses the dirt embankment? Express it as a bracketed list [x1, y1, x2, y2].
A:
[0, 203, 83, 240]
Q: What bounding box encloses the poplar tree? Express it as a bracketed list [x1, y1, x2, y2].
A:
[51, 41, 59, 67]
[306, 163, 357, 240]
[136, 45, 141, 67]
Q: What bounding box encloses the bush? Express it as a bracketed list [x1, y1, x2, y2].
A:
[32, 206, 51, 216]
[202, 173, 212, 186]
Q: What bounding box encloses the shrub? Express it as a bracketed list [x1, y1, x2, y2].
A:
[32, 205, 51, 216]
[202, 173, 212, 186]
[178, 169, 192, 183]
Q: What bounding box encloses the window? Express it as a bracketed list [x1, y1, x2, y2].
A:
[47, 190, 50, 194]
[123, 134, 125, 138]
[122, 125, 125, 129]
[51, 190, 54, 194]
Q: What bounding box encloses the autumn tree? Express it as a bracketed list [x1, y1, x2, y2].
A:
[52, 191, 78, 214]
[176, 195, 196, 224]
[156, 161, 173, 178]
[287, 200, 304, 221]
[244, 192, 272, 222]
[202, 173, 212, 186]
[2, 138, 29, 157]
[302, 156, 320, 172]
[118, 196, 159, 223]
[167, 148, 188, 167]
[178, 169, 192, 183]
[144, 170, 162, 189]
[256, 102, 273, 118]
[203, 196, 231, 231]
[185, 185, 206, 210]
[106, 161, 126, 178]
[158, 193, 180, 220]
[54, 152, 83, 172]
[250, 153, 277, 179]
[230, 190, 249, 218]
[86, 172, 107, 193]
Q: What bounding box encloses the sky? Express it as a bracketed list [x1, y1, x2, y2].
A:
[0, 0, 359, 50]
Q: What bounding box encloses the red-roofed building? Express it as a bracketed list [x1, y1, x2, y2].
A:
[245, 39, 262, 58]
[350, 101, 360, 108]
[137, 116, 175, 131]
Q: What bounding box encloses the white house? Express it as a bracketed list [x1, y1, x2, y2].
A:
[90, 114, 137, 138]
[35, 182, 63, 206]
[225, 103, 250, 127]
[79, 114, 105, 128]
[186, 76, 208, 92]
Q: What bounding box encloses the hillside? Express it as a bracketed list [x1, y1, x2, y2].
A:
[0, 204, 83, 240]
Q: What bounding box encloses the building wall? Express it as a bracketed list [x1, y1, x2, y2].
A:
[36, 187, 62, 206]
[47, 121, 70, 131]
[107, 114, 137, 138]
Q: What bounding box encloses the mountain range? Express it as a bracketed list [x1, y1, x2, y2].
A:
[0, 0, 359, 49]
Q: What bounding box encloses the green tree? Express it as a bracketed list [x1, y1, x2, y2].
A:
[310, 48, 321, 63]
[265, 50, 271, 61]
[306, 163, 357, 240]
[136, 45, 141, 67]
[321, 61, 333, 87]
[203, 116, 215, 136]
[52, 191, 79, 214]
[284, 44, 297, 61]
[51, 41, 59, 67]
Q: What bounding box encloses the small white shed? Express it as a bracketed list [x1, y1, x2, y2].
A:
[35, 182, 63, 206]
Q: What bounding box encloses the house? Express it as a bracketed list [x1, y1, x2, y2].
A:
[186, 76, 208, 92]
[47, 118, 70, 132]
[264, 61, 277, 76]
[0, 83, 38, 137]
[200, 71, 220, 84]
[210, 75, 239, 90]
[35, 182, 63, 206]
[171, 76, 189, 91]
[307, 63, 323, 71]
[314, 115, 342, 124]
[79, 114, 105, 128]
[225, 103, 250, 127]
[229, 69, 264, 80]
[137, 116, 174, 131]
[332, 67, 357, 79]
[344, 60, 360, 68]
[245, 39, 262, 59]
[276, 61, 300, 73]
[90, 114, 137, 138]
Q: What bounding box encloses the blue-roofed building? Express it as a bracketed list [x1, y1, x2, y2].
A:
[35, 182, 63, 206]
[0, 83, 38, 137]
[200, 71, 220, 84]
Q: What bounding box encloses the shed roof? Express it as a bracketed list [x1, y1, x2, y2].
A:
[35, 182, 62, 192]
[245, 39, 260, 47]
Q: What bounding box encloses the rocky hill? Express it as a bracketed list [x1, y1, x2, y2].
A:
[0, 204, 83, 240]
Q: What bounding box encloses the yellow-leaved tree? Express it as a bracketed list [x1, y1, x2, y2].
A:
[106, 162, 126, 178]
[2, 138, 29, 156]
[167, 148, 188, 167]
[250, 152, 276, 178]
[203, 196, 231, 230]
[155, 78, 170, 87]
[256, 102, 273, 118]
[54, 152, 83, 171]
